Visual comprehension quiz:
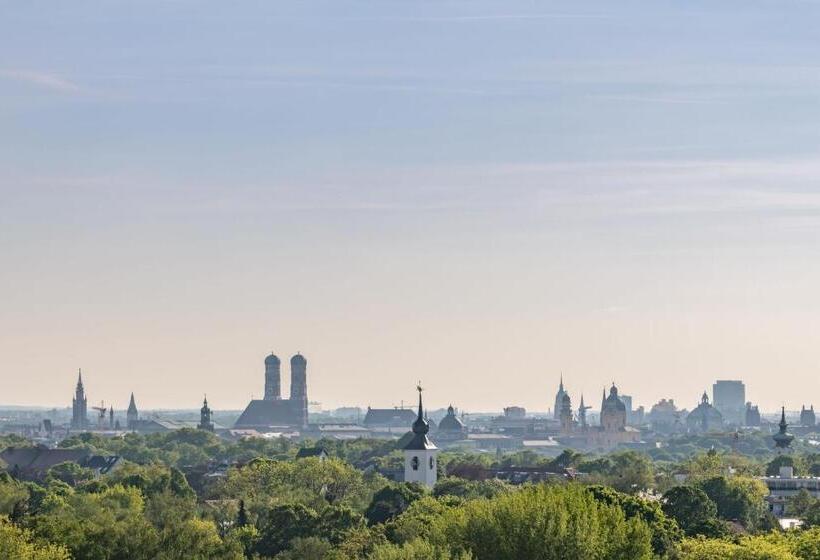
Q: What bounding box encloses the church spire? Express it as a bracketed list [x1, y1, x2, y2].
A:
[412, 383, 429, 435]
[774, 406, 793, 451]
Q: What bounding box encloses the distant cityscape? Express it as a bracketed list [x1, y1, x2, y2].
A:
[1, 351, 815, 453]
[1, 350, 817, 525]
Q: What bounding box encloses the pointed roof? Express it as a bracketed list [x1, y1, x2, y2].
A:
[76, 369, 84, 389]
[774, 406, 794, 449]
[127, 393, 138, 414]
[403, 384, 437, 451]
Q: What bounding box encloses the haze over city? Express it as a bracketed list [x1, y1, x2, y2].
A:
[3, 0, 820, 412]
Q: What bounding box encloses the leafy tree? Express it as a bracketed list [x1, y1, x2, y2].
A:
[547, 449, 584, 471]
[236, 499, 248, 527]
[255, 503, 320, 557]
[661, 485, 724, 537]
[385, 496, 459, 545]
[678, 536, 797, 560]
[366, 483, 428, 525]
[778, 527, 820, 559]
[31, 484, 161, 560]
[319, 504, 366, 544]
[107, 463, 194, 500]
[46, 462, 95, 486]
[367, 538, 472, 560]
[581, 451, 654, 494]
[432, 478, 510, 501]
[0, 477, 29, 516]
[155, 517, 242, 560]
[0, 516, 70, 560]
[802, 500, 820, 528]
[588, 484, 682, 555]
[428, 483, 653, 560]
[767, 455, 799, 477]
[698, 476, 768, 530]
[214, 457, 380, 518]
[787, 488, 816, 518]
[274, 536, 334, 560]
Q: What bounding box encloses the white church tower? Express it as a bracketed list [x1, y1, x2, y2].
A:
[403, 384, 438, 488]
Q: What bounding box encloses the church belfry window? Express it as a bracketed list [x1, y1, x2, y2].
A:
[411, 456, 419, 471]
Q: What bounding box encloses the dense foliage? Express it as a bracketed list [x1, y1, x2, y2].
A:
[3, 432, 820, 558]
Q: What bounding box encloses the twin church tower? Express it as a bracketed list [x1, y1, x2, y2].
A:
[263, 353, 307, 406]
[234, 353, 309, 429]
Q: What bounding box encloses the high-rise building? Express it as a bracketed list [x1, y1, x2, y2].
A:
[712, 380, 745, 425]
[264, 353, 281, 400]
[800, 405, 816, 427]
[71, 370, 88, 430]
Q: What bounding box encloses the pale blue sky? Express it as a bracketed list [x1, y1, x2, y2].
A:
[2, 0, 820, 412]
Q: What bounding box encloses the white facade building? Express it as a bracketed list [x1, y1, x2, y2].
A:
[403, 386, 439, 488]
[762, 466, 820, 517]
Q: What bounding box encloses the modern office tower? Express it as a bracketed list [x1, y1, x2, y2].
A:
[712, 380, 745, 425]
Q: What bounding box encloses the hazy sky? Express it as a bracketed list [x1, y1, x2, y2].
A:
[2, 0, 820, 413]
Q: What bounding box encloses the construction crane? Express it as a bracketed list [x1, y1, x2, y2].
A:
[92, 401, 108, 430]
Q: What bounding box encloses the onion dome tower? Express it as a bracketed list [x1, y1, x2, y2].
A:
[290, 354, 308, 427]
[403, 384, 438, 488]
[198, 396, 215, 432]
[773, 406, 794, 453]
[264, 353, 281, 401]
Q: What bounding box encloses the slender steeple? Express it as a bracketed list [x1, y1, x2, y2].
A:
[773, 406, 794, 452]
[402, 383, 439, 488]
[553, 374, 568, 420]
[71, 368, 88, 430]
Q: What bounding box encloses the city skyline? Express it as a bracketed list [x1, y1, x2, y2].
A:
[1, 360, 811, 417]
[4, 0, 820, 411]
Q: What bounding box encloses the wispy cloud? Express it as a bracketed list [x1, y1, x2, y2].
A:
[0, 69, 82, 94]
